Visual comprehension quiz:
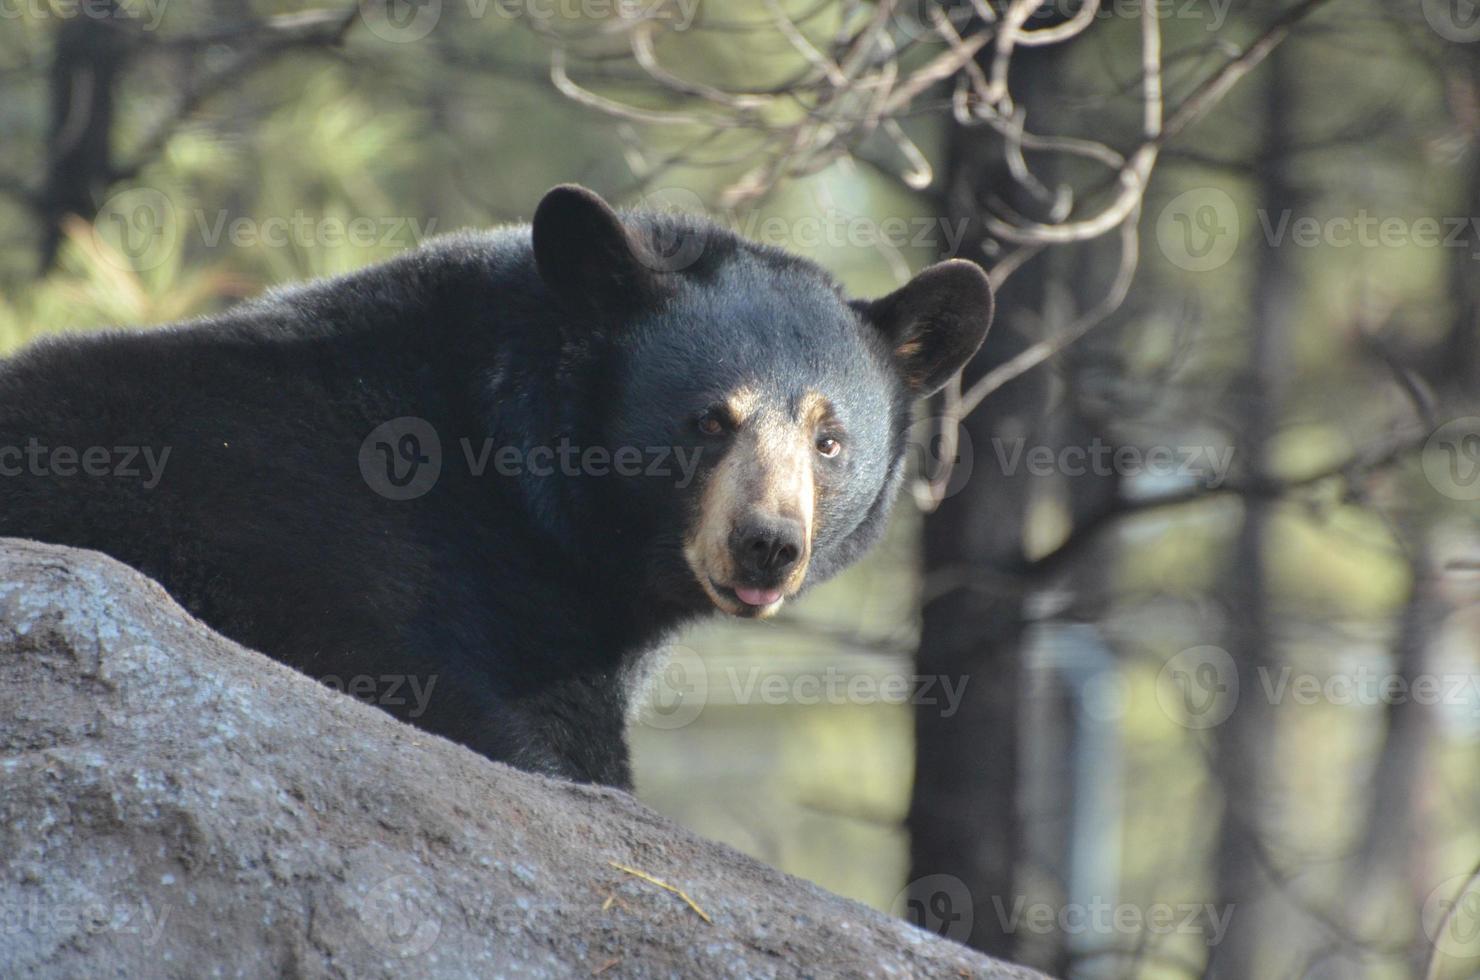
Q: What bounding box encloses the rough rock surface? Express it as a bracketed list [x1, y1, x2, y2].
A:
[0, 539, 1040, 979]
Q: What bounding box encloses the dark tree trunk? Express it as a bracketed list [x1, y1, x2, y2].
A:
[38, 4, 132, 271]
[1208, 43, 1299, 980]
[1435, 47, 1480, 394]
[1342, 532, 1446, 975]
[906, 44, 1059, 962]
[1342, 48, 1480, 961]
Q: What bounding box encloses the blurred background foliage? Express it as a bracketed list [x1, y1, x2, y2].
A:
[2, 2, 1478, 977]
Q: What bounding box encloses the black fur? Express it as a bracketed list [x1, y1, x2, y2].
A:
[0, 186, 991, 788]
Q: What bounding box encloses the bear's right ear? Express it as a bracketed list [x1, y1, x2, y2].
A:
[532, 184, 659, 318]
[855, 259, 994, 397]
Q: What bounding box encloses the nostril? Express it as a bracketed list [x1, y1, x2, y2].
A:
[733, 519, 805, 576]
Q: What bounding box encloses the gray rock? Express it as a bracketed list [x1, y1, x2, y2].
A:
[0, 539, 1041, 979]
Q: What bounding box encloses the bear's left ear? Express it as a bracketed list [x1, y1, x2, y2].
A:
[532, 184, 660, 317]
[855, 259, 994, 396]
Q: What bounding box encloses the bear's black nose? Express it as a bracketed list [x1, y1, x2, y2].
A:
[731, 516, 804, 580]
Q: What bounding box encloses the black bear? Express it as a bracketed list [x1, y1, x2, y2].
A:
[0, 185, 992, 788]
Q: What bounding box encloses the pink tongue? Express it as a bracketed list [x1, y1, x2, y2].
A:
[734, 586, 783, 607]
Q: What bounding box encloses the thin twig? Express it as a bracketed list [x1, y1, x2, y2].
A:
[607, 861, 713, 925]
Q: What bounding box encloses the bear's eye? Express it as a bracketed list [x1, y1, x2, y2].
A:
[696, 412, 727, 437]
[816, 436, 842, 458]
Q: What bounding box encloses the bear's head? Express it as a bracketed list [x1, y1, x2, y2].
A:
[531, 185, 993, 620]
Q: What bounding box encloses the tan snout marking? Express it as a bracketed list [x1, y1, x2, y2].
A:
[684, 390, 823, 615]
[748, 411, 815, 551]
